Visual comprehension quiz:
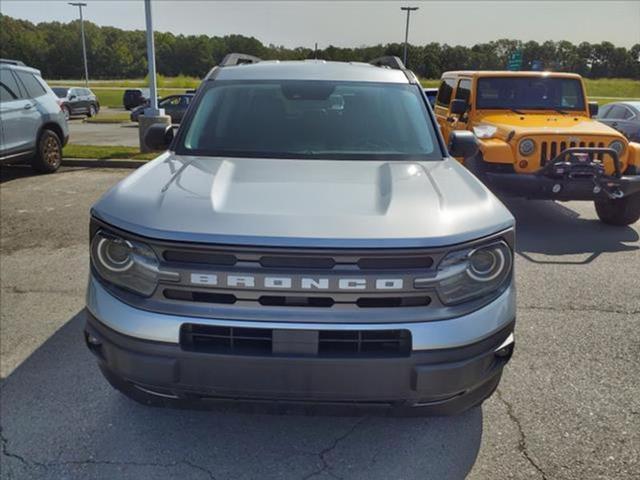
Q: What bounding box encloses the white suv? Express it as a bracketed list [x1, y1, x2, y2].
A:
[0, 59, 69, 172]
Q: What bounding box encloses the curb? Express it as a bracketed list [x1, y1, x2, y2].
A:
[62, 158, 146, 169]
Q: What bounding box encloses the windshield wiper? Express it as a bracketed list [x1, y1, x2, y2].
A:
[509, 108, 526, 115]
[552, 108, 568, 115]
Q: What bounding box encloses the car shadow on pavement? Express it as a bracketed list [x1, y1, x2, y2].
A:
[1, 311, 483, 480]
[501, 197, 639, 264]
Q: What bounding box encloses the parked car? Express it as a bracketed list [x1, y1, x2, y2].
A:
[423, 87, 438, 108]
[122, 88, 150, 110]
[597, 101, 640, 142]
[52, 86, 100, 120]
[130, 93, 194, 123]
[85, 54, 516, 416]
[434, 70, 640, 225]
[0, 59, 68, 173]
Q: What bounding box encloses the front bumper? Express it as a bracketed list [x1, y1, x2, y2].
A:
[486, 172, 640, 201]
[85, 276, 515, 414]
[486, 146, 640, 201]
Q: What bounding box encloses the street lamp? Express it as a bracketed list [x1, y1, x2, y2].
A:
[400, 6, 419, 67]
[68, 2, 89, 87]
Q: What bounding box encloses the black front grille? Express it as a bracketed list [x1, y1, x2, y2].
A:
[540, 140, 606, 165]
[180, 324, 411, 357]
[318, 329, 411, 356]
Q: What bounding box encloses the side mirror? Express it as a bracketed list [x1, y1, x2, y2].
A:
[448, 131, 479, 159]
[144, 124, 174, 151]
[450, 99, 468, 115]
[69, 94, 77, 100]
[588, 101, 599, 117]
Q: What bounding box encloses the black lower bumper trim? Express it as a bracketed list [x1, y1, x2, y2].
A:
[485, 172, 640, 201]
[84, 310, 515, 415]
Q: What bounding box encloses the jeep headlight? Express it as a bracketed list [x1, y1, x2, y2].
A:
[91, 230, 160, 296]
[608, 140, 625, 156]
[472, 124, 498, 139]
[519, 138, 535, 156]
[436, 241, 512, 305]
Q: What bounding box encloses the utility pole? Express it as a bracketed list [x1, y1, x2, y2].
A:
[68, 2, 89, 86]
[400, 6, 419, 67]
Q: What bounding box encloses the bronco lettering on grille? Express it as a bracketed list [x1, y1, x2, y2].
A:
[189, 273, 404, 291]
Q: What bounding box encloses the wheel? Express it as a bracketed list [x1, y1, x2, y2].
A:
[88, 104, 97, 117]
[62, 105, 70, 121]
[31, 129, 62, 173]
[595, 192, 640, 226]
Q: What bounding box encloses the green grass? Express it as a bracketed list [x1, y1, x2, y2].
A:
[63, 144, 156, 160]
[49, 76, 639, 107]
[48, 74, 201, 89]
[84, 111, 131, 124]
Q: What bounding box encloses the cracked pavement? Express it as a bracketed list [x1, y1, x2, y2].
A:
[1, 166, 639, 479]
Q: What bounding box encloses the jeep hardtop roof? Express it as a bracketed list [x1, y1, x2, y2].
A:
[212, 59, 411, 84]
[441, 70, 583, 80]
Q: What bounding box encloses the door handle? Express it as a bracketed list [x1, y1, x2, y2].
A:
[611, 122, 618, 127]
[24, 103, 33, 110]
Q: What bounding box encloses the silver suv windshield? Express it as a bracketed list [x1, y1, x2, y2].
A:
[178, 80, 441, 160]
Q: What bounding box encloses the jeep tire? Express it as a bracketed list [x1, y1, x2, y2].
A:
[595, 192, 640, 226]
[31, 129, 62, 173]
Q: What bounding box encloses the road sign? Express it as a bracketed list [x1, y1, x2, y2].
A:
[507, 51, 522, 71]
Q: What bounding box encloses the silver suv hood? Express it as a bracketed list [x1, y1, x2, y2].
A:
[92, 154, 514, 248]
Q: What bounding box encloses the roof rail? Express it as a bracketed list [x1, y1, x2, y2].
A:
[369, 56, 406, 70]
[0, 58, 26, 66]
[219, 53, 262, 67]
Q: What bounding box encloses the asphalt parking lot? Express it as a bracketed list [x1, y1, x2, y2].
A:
[67, 109, 139, 147]
[1, 165, 638, 480]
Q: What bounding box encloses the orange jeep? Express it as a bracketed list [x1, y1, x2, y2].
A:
[434, 71, 640, 225]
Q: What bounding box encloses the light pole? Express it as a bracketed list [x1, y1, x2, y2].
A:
[139, 0, 170, 153]
[68, 2, 89, 86]
[400, 6, 419, 67]
[144, 0, 160, 116]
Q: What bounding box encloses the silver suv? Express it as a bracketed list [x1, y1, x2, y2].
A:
[0, 59, 68, 172]
[85, 55, 516, 415]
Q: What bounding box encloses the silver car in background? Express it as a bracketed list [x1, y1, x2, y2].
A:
[85, 55, 516, 415]
[0, 59, 69, 173]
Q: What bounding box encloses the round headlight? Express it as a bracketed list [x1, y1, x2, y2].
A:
[96, 236, 133, 272]
[609, 140, 625, 156]
[90, 230, 160, 296]
[519, 138, 535, 156]
[468, 246, 506, 282]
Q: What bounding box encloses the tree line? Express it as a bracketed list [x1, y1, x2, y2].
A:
[1, 14, 638, 80]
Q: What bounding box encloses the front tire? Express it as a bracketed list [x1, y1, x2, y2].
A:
[595, 193, 640, 226]
[31, 129, 62, 173]
[88, 104, 97, 117]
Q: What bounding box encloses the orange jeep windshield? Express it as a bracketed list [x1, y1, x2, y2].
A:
[476, 77, 585, 111]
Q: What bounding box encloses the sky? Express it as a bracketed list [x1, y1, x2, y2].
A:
[1, 0, 639, 49]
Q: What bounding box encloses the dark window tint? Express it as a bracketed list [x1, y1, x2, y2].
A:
[14, 71, 46, 98]
[436, 78, 455, 107]
[455, 79, 472, 104]
[476, 77, 585, 111]
[0, 69, 22, 101]
[52, 87, 69, 98]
